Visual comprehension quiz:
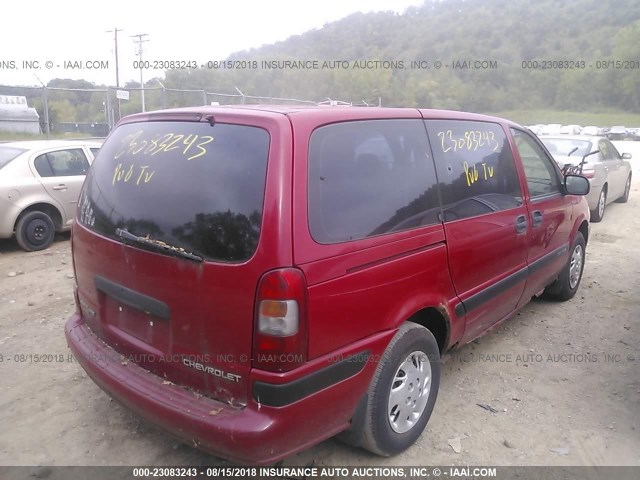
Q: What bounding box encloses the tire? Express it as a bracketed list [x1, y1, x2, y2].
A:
[340, 322, 440, 456]
[590, 187, 606, 222]
[544, 232, 586, 301]
[15, 211, 55, 252]
[615, 174, 631, 203]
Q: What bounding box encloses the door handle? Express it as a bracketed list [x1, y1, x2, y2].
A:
[532, 210, 543, 228]
[515, 215, 528, 234]
[52, 184, 67, 190]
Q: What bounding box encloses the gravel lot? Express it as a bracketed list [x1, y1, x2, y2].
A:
[1, 143, 638, 468]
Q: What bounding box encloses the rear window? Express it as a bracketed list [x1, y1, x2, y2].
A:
[540, 138, 592, 157]
[0, 147, 26, 170]
[78, 121, 270, 262]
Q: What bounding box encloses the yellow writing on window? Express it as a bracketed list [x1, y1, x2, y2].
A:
[463, 161, 495, 186]
[437, 129, 500, 154]
[113, 163, 155, 186]
[114, 131, 214, 161]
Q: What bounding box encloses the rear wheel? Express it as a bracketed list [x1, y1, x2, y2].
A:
[615, 174, 631, 203]
[544, 232, 586, 301]
[15, 211, 55, 252]
[590, 187, 606, 222]
[340, 322, 440, 456]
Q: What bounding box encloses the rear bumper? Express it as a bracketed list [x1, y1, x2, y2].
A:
[65, 313, 392, 464]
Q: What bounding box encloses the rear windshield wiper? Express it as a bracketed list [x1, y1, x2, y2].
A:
[115, 228, 204, 263]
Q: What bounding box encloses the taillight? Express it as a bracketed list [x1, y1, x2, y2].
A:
[253, 268, 307, 372]
[581, 169, 595, 179]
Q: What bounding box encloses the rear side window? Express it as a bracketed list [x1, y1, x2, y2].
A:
[79, 121, 270, 262]
[34, 149, 90, 177]
[600, 139, 621, 160]
[425, 120, 522, 221]
[308, 119, 440, 244]
[34, 156, 54, 177]
[598, 140, 612, 160]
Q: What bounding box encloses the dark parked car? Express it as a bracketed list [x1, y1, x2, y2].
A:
[607, 126, 628, 141]
[66, 106, 590, 464]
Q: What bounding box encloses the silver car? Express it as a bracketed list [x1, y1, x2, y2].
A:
[539, 135, 632, 222]
[0, 139, 102, 251]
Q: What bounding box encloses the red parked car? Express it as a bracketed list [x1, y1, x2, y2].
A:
[65, 106, 590, 464]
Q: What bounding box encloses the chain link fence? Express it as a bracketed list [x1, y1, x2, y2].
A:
[0, 84, 376, 138]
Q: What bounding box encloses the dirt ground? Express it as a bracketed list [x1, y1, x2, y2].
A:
[1, 143, 639, 468]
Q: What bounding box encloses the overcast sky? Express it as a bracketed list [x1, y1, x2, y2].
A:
[1, 0, 424, 87]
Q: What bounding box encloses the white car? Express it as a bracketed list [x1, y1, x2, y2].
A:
[539, 135, 632, 222]
[581, 126, 599, 136]
[527, 124, 545, 135]
[559, 125, 582, 135]
[0, 139, 102, 250]
[541, 123, 562, 135]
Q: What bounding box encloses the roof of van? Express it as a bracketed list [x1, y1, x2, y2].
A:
[117, 105, 520, 129]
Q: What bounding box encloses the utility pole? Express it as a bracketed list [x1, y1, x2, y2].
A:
[131, 33, 149, 112]
[106, 28, 122, 87]
[106, 28, 122, 123]
[34, 75, 49, 138]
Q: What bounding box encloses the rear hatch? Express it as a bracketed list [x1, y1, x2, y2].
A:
[72, 112, 285, 406]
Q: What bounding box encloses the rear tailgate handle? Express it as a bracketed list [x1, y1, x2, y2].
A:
[532, 210, 543, 228]
[515, 215, 528, 234]
[95, 276, 170, 320]
[52, 184, 67, 191]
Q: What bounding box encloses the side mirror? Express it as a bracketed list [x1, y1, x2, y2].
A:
[564, 174, 590, 196]
[622, 153, 632, 160]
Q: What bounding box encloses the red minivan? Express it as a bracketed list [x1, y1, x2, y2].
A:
[65, 106, 591, 464]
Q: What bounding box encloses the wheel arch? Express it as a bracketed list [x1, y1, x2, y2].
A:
[404, 306, 450, 353]
[578, 219, 589, 245]
[14, 202, 64, 232]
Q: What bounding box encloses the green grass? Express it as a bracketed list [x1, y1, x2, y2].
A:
[0, 131, 94, 142]
[487, 110, 640, 127]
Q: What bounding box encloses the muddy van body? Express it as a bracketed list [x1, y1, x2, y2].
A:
[66, 106, 590, 464]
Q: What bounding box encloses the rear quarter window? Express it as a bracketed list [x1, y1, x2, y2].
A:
[78, 121, 270, 262]
[308, 119, 440, 244]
